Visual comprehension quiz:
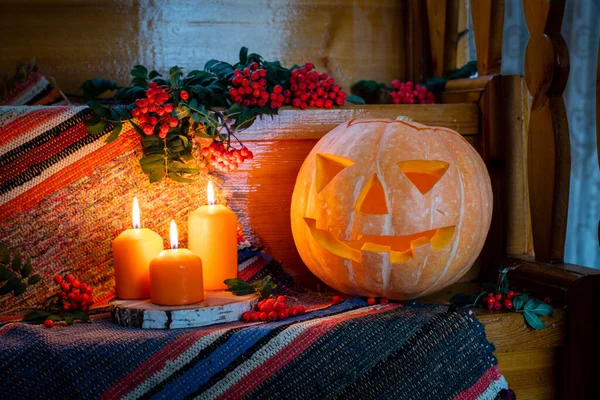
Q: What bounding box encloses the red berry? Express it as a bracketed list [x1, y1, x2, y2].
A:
[289, 307, 299, 317]
[267, 311, 278, 321]
[169, 117, 178, 127]
[494, 301, 502, 310]
[265, 299, 275, 307]
[54, 275, 63, 284]
[487, 303, 494, 310]
[62, 304, 70, 311]
[251, 312, 260, 322]
[332, 295, 341, 304]
[242, 312, 251, 322]
[494, 293, 503, 301]
[297, 306, 306, 315]
[243, 68, 251, 76]
[486, 296, 495, 305]
[367, 297, 376, 305]
[71, 280, 80, 289]
[180, 91, 189, 100]
[276, 295, 286, 304]
[250, 62, 259, 71]
[380, 298, 389, 305]
[507, 290, 515, 299]
[257, 300, 266, 310]
[278, 309, 289, 320]
[273, 85, 282, 94]
[60, 283, 70, 292]
[43, 320, 54, 329]
[164, 104, 173, 113]
[259, 312, 268, 321]
[65, 274, 75, 283]
[273, 302, 286, 312]
[259, 303, 273, 313]
[544, 297, 551, 304]
[503, 299, 513, 309]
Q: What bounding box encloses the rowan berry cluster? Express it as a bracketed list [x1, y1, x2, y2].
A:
[54, 274, 94, 312]
[200, 141, 254, 172]
[229, 63, 278, 108]
[288, 63, 347, 109]
[241, 295, 306, 322]
[131, 82, 178, 139]
[390, 80, 435, 104]
[366, 297, 390, 306]
[236, 224, 247, 244]
[484, 290, 517, 310]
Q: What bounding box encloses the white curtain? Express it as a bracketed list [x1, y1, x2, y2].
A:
[500, 0, 600, 268]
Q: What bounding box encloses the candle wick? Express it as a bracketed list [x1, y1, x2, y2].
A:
[133, 224, 141, 230]
[208, 200, 215, 206]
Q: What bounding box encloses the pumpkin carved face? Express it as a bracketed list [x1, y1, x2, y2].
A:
[291, 119, 493, 300]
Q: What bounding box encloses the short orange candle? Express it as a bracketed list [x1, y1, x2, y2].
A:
[188, 181, 238, 290]
[112, 197, 163, 299]
[150, 220, 204, 306]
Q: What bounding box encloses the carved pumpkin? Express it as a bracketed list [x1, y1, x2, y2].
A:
[290, 119, 492, 300]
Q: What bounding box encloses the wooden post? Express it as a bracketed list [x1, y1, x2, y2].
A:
[425, 0, 458, 77]
[523, 0, 570, 263]
[471, 0, 505, 75]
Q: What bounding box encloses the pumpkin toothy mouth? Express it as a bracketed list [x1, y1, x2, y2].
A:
[304, 217, 456, 264]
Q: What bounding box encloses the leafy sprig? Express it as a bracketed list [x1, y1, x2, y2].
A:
[450, 266, 555, 330]
[0, 243, 41, 297]
[224, 275, 277, 300]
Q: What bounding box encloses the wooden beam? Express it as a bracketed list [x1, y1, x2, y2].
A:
[523, 0, 570, 263]
[471, 0, 505, 75]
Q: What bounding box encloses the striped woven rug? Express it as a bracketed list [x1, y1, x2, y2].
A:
[0, 252, 509, 400]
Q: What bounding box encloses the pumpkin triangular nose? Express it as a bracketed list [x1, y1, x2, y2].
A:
[355, 174, 388, 214]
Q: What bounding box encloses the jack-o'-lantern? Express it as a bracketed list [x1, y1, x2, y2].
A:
[290, 119, 492, 300]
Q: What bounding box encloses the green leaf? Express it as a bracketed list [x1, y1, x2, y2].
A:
[167, 172, 196, 184]
[0, 243, 9, 265]
[87, 100, 110, 118]
[239, 46, 249, 65]
[105, 122, 122, 143]
[69, 310, 91, 322]
[149, 170, 166, 183]
[0, 282, 13, 295]
[13, 282, 27, 296]
[523, 311, 546, 330]
[512, 294, 528, 311]
[28, 274, 42, 285]
[11, 249, 21, 271]
[524, 298, 554, 316]
[64, 315, 74, 325]
[80, 78, 117, 101]
[113, 105, 132, 120]
[87, 120, 109, 135]
[23, 310, 52, 323]
[20, 256, 32, 278]
[224, 278, 256, 296]
[169, 161, 199, 174]
[0, 265, 12, 281]
[131, 65, 148, 79]
[149, 70, 161, 79]
[140, 154, 164, 165]
[346, 95, 365, 105]
[169, 66, 184, 89]
[83, 115, 102, 126]
[128, 120, 146, 138]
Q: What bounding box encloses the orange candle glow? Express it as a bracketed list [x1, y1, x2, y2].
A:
[188, 181, 238, 290]
[149, 220, 204, 305]
[112, 197, 163, 299]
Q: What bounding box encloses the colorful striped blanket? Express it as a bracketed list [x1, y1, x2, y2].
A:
[0, 253, 509, 400]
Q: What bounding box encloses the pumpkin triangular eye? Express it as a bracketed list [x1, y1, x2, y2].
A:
[397, 160, 450, 195]
[315, 153, 354, 193]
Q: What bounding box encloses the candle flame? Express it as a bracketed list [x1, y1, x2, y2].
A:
[207, 180, 215, 205]
[132, 197, 141, 229]
[170, 220, 178, 249]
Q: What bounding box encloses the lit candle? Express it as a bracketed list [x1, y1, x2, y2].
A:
[112, 197, 163, 299]
[149, 220, 204, 305]
[188, 181, 238, 290]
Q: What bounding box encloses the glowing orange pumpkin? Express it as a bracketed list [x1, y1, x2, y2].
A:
[290, 119, 492, 300]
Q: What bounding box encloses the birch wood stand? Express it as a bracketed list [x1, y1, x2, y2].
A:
[109, 291, 258, 329]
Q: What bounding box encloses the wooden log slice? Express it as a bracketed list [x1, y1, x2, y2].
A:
[109, 291, 258, 329]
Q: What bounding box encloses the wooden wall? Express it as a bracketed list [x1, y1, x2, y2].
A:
[0, 0, 405, 95]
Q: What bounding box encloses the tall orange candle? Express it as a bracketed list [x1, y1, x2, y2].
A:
[149, 220, 204, 305]
[112, 197, 163, 299]
[188, 181, 238, 290]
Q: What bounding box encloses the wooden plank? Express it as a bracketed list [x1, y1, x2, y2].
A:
[0, 0, 405, 94]
[523, 0, 571, 263]
[240, 104, 479, 141]
[426, 0, 459, 76]
[471, 0, 504, 75]
[496, 348, 559, 400]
